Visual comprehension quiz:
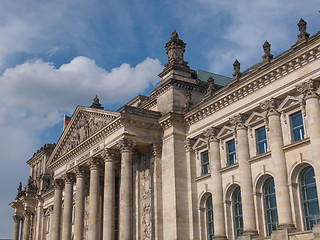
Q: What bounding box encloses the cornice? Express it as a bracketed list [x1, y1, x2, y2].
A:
[185, 36, 320, 125]
[159, 112, 185, 130]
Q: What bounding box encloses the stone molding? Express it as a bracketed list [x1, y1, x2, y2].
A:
[260, 98, 281, 116]
[296, 79, 320, 99]
[159, 112, 185, 130]
[185, 41, 320, 125]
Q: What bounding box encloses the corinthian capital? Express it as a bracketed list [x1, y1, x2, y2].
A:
[12, 215, 21, 223]
[260, 98, 280, 116]
[101, 148, 116, 162]
[117, 138, 135, 152]
[152, 143, 162, 157]
[53, 178, 64, 190]
[63, 173, 75, 184]
[296, 79, 320, 99]
[230, 114, 247, 130]
[204, 127, 219, 143]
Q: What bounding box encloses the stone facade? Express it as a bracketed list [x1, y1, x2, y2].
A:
[10, 20, 320, 240]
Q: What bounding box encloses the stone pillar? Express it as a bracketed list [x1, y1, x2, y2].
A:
[117, 138, 134, 240]
[12, 215, 21, 240]
[297, 79, 320, 202]
[88, 157, 102, 240]
[62, 173, 75, 240]
[35, 197, 44, 240]
[22, 210, 32, 240]
[230, 114, 257, 236]
[260, 99, 294, 229]
[206, 127, 227, 239]
[74, 166, 87, 240]
[101, 149, 115, 240]
[51, 178, 64, 240]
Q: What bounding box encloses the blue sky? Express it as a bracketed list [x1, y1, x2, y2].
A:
[0, 0, 319, 237]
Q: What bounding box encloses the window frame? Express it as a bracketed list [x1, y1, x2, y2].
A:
[226, 139, 236, 165]
[233, 186, 243, 239]
[206, 195, 214, 240]
[290, 111, 305, 142]
[263, 178, 278, 236]
[256, 126, 268, 155]
[200, 150, 210, 175]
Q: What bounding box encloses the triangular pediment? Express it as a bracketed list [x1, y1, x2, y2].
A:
[48, 106, 120, 165]
[192, 137, 207, 150]
[217, 126, 233, 139]
[278, 95, 301, 112]
[245, 112, 265, 126]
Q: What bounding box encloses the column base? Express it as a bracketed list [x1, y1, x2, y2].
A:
[277, 223, 295, 231]
[270, 227, 296, 240]
[238, 230, 258, 240]
[213, 235, 228, 240]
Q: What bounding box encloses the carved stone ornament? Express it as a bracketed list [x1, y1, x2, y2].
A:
[262, 40, 273, 62]
[296, 18, 310, 44]
[232, 59, 242, 79]
[165, 29, 186, 65]
[296, 79, 320, 99]
[152, 143, 162, 157]
[75, 166, 88, 178]
[53, 178, 64, 189]
[230, 114, 246, 130]
[204, 127, 219, 143]
[117, 138, 135, 152]
[184, 138, 194, 152]
[23, 210, 32, 219]
[101, 148, 115, 162]
[205, 77, 215, 97]
[184, 91, 192, 109]
[88, 157, 102, 169]
[63, 172, 75, 184]
[259, 98, 280, 116]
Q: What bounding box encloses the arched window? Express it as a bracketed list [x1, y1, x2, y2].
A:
[263, 178, 278, 236]
[300, 166, 320, 230]
[233, 187, 243, 238]
[206, 195, 214, 240]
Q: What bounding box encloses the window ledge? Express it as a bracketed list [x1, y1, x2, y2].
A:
[220, 163, 239, 173]
[195, 173, 211, 182]
[249, 151, 271, 163]
[282, 137, 310, 151]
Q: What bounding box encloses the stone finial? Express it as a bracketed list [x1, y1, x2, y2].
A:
[259, 98, 280, 116]
[90, 95, 104, 109]
[262, 40, 273, 62]
[296, 79, 320, 99]
[205, 77, 215, 97]
[296, 18, 310, 44]
[232, 59, 242, 79]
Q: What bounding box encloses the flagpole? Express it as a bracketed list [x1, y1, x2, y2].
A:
[63, 114, 65, 131]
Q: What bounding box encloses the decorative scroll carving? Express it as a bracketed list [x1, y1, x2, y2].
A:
[260, 98, 280, 116]
[296, 79, 320, 99]
[230, 114, 246, 130]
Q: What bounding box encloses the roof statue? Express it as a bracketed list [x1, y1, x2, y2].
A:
[297, 18, 310, 44]
[262, 40, 273, 62]
[90, 95, 104, 109]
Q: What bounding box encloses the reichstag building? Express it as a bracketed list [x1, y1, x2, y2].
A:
[10, 19, 320, 240]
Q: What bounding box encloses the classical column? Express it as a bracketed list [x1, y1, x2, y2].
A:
[62, 173, 75, 240]
[260, 99, 294, 229]
[22, 210, 32, 240]
[12, 215, 21, 240]
[101, 149, 115, 240]
[117, 138, 134, 240]
[206, 127, 227, 239]
[35, 197, 44, 240]
[297, 79, 320, 202]
[51, 178, 64, 240]
[230, 114, 257, 236]
[74, 166, 87, 240]
[88, 157, 102, 240]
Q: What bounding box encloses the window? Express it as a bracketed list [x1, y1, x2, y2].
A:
[263, 178, 278, 236]
[227, 140, 236, 165]
[300, 166, 320, 230]
[290, 111, 304, 142]
[233, 187, 243, 239]
[206, 195, 214, 240]
[201, 150, 210, 175]
[256, 126, 268, 154]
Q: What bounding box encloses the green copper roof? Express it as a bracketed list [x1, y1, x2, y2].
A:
[196, 69, 231, 86]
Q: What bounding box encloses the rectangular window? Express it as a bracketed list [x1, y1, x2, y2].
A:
[227, 140, 236, 165]
[256, 126, 268, 154]
[290, 111, 305, 142]
[201, 150, 210, 175]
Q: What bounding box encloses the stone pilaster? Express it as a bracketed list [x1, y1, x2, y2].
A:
[205, 127, 227, 240]
[88, 157, 102, 240]
[101, 149, 116, 240]
[22, 210, 32, 240]
[74, 166, 87, 240]
[230, 114, 257, 237]
[117, 138, 135, 240]
[260, 98, 294, 229]
[297, 79, 320, 203]
[35, 197, 43, 240]
[12, 215, 21, 240]
[62, 173, 75, 240]
[51, 178, 64, 240]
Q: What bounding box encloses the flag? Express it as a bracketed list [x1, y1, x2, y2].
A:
[64, 115, 71, 130]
